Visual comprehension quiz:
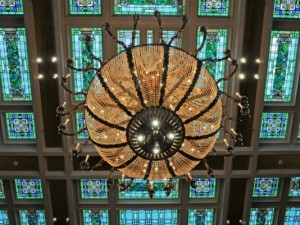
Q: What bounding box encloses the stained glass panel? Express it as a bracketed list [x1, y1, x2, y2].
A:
[189, 178, 216, 198]
[196, 28, 227, 91]
[71, 28, 102, 101]
[0, 28, 32, 101]
[0, 0, 23, 15]
[147, 30, 154, 44]
[253, 177, 279, 197]
[264, 31, 299, 102]
[163, 30, 182, 47]
[117, 30, 140, 53]
[0, 210, 9, 225]
[259, 113, 289, 139]
[118, 179, 179, 199]
[298, 124, 300, 138]
[188, 209, 214, 225]
[249, 208, 275, 225]
[15, 179, 43, 199]
[5, 113, 36, 139]
[19, 210, 46, 225]
[69, 0, 101, 15]
[113, 0, 185, 16]
[284, 208, 300, 224]
[273, 0, 300, 19]
[76, 113, 89, 139]
[80, 179, 108, 199]
[0, 179, 4, 199]
[289, 177, 300, 197]
[198, 0, 230, 16]
[82, 210, 109, 225]
[119, 210, 178, 225]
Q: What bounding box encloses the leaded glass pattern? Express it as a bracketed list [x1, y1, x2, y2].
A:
[188, 209, 214, 225]
[0, 0, 23, 15]
[196, 28, 227, 91]
[119, 179, 179, 199]
[249, 208, 275, 225]
[76, 112, 89, 139]
[19, 210, 46, 225]
[147, 30, 154, 44]
[189, 178, 216, 198]
[284, 208, 300, 224]
[117, 30, 140, 53]
[69, 0, 101, 15]
[264, 31, 299, 102]
[163, 30, 182, 47]
[273, 0, 300, 19]
[15, 179, 43, 199]
[113, 0, 185, 16]
[289, 177, 300, 197]
[0, 179, 4, 199]
[253, 177, 279, 197]
[82, 210, 109, 225]
[0, 210, 9, 225]
[5, 112, 36, 139]
[71, 28, 102, 101]
[0, 28, 32, 101]
[80, 179, 108, 199]
[198, 0, 230, 16]
[259, 113, 289, 139]
[119, 210, 178, 225]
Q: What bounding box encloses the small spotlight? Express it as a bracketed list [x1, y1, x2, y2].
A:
[255, 58, 261, 63]
[168, 133, 175, 139]
[254, 74, 259, 79]
[240, 57, 246, 63]
[239, 73, 245, 80]
[53, 217, 57, 222]
[51, 56, 57, 62]
[53, 73, 59, 79]
[36, 57, 42, 63]
[65, 218, 70, 222]
[152, 119, 159, 127]
[137, 135, 144, 142]
[37, 74, 44, 79]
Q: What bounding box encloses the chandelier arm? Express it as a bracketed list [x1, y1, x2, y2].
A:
[219, 90, 239, 102]
[159, 45, 170, 106]
[60, 77, 87, 96]
[222, 115, 242, 122]
[184, 92, 220, 124]
[96, 72, 133, 117]
[212, 148, 232, 157]
[90, 159, 104, 171]
[178, 150, 201, 161]
[91, 139, 127, 148]
[58, 127, 87, 136]
[154, 10, 165, 44]
[202, 158, 214, 178]
[85, 106, 126, 131]
[131, 14, 140, 47]
[185, 128, 220, 140]
[165, 159, 177, 177]
[220, 124, 235, 139]
[200, 49, 232, 63]
[194, 26, 207, 56]
[84, 35, 103, 66]
[115, 155, 138, 169]
[143, 160, 153, 180]
[167, 15, 189, 46]
[174, 60, 202, 112]
[66, 58, 98, 72]
[103, 22, 127, 49]
[56, 101, 85, 117]
[216, 59, 238, 84]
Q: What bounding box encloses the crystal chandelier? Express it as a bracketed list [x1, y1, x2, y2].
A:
[57, 12, 249, 196]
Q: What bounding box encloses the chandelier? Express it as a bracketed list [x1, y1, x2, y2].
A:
[57, 12, 249, 197]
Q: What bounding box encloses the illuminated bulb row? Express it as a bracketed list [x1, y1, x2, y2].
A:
[239, 57, 261, 64]
[36, 56, 57, 63]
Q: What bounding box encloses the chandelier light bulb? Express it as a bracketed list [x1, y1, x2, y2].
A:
[51, 56, 57, 62]
[137, 135, 145, 142]
[168, 133, 175, 139]
[152, 119, 159, 127]
[240, 57, 246, 63]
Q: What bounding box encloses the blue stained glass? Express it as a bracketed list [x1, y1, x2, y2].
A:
[19, 210, 46, 225]
[0, 0, 23, 15]
[117, 30, 140, 53]
[259, 113, 289, 139]
[82, 210, 109, 225]
[284, 208, 300, 224]
[80, 179, 108, 199]
[289, 177, 300, 197]
[0, 210, 9, 225]
[189, 178, 216, 198]
[0, 179, 4, 199]
[274, 0, 300, 19]
[253, 177, 279, 197]
[76, 112, 89, 139]
[69, 0, 101, 15]
[249, 208, 275, 225]
[188, 209, 214, 225]
[15, 179, 43, 199]
[198, 0, 230, 16]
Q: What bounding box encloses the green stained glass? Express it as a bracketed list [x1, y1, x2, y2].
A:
[113, 0, 185, 16]
[117, 30, 140, 53]
[76, 113, 89, 139]
[119, 209, 178, 225]
[289, 177, 300, 197]
[264, 31, 299, 102]
[69, 0, 101, 15]
[260, 113, 289, 139]
[249, 208, 275, 225]
[80, 179, 108, 199]
[15, 179, 43, 199]
[188, 209, 214, 225]
[198, 0, 230, 16]
[0, 28, 32, 101]
[0, 0, 23, 15]
[71, 28, 102, 101]
[284, 208, 300, 224]
[0, 210, 9, 224]
[298, 124, 300, 138]
[0, 179, 4, 199]
[147, 30, 154, 44]
[253, 177, 279, 197]
[189, 178, 216, 198]
[274, 0, 300, 19]
[82, 210, 109, 225]
[119, 179, 179, 199]
[5, 112, 36, 139]
[163, 30, 182, 47]
[19, 210, 46, 225]
[196, 28, 227, 91]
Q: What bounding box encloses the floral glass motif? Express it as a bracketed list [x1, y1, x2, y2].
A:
[5, 113, 36, 139]
[0, 0, 23, 15]
[163, 30, 182, 47]
[0, 28, 32, 101]
[117, 30, 140, 53]
[82, 210, 109, 225]
[71, 28, 102, 101]
[118, 179, 179, 199]
[253, 177, 279, 197]
[80, 179, 108, 199]
[196, 28, 227, 91]
[198, 0, 230, 16]
[113, 0, 185, 16]
[273, 0, 300, 19]
[188, 209, 214, 225]
[259, 113, 289, 139]
[0, 179, 4, 199]
[249, 208, 275, 225]
[119, 210, 178, 225]
[76, 112, 89, 139]
[264, 31, 299, 102]
[15, 179, 43, 199]
[0, 210, 9, 225]
[284, 208, 300, 224]
[289, 177, 300, 197]
[189, 178, 216, 198]
[19, 210, 46, 225]
[69, 0, 101, 15]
